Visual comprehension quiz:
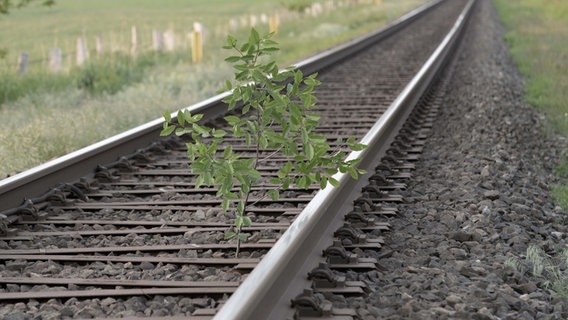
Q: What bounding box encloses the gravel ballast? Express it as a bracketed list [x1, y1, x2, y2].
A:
[351, 0, 568, 318]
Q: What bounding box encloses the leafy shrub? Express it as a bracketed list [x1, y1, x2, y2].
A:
[162, 28, 366, 256]
[76, 54, 145, 95]
[0, 70, 73, 106]
[281, 0, 313, 13]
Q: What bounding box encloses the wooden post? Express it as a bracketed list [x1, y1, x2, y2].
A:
[191, 31, 203, 63]
[131, 26, 138, 57]
[95, 34, 103, 55]
[325, 0, 335, 10]
[240, 16, 248, 28]
[18, 52, 28, 75]
[229, 18, 238, 32]
[152, 29, 164, 52]
[193, 22, 204, 43]
[249, 14, 258, 27]
[48, 48, 62, 72]
[269, 14, 279, 34]
[310, 3, 323, 16]
[76, 37, 88, 66]
[164, 30, 175, 51]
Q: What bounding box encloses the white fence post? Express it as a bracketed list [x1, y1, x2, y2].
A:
[48, 48, 62, 72]
[152, 29, 164, 51]
[164, 30, 175, 51]
[18, 52, 28, 74]
[95, 34, 103, 55]
[131, 26, 138, 56]
[76, 37, 88, 65]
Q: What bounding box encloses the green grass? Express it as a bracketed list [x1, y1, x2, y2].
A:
[494, 0, 568, 298]
[0, 0, 427, 178]
[0, 0, 425, 72]
[0, 0, 279, 64]
[505, 245, 568, 298]
[494, 0, 568, 209]
[494, 0, 568, 136]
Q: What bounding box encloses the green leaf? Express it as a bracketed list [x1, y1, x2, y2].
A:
[262, 47, 279, 52]
[195, 175, 205, 189]
[282, 178, 291, 189]
[193, 124, 210, 137]
[304, 143, 314, 160]
[192, 113, 204, 122]
[163, 111, 172, 122]
[235, 216, 243, 228]
[160, 125, 175, 137]
[259, 135, 268, 149]
[212, 129, 227, 138]
[237, 201, 245, 215]
[249, 28, 260, 44]
[238, 233, 248, 241]
[225, 115, 240, 125]
[290, 103, 302, 122]
[262, 39, 278, 46]
[294, 70, 303, 86]
[177, 111, 185, 125]
[223, 145, 233, 158]
[329, 177, 340, 187]
[222, 199, 230, 211]
[350, 143, 367, 151]
[226, 35, 237, 47]
[175, 127, 192, 136]
[320, 177, 328, 189]
[347, 167, 358, 180]
[297, 176, 308, 189]
[225, 231, 236, 240]
[225, 192, 239, 200]
[225, 56, 241, 63]
[242, 216, 252, 227]
[267, 189, 279, 201]
[243, 180, 253, 193]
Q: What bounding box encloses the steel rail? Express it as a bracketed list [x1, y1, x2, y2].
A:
[0, 0, 443, 213]
[214, 0, 477, 319]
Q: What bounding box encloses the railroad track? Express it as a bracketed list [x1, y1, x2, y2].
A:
[0, 0, 475, 319]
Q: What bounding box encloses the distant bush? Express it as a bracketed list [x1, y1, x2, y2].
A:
[0, 70, 73, 106]
[0, 50, 195, 107]
[76, 54, 140, 95]
[281, 0, 313, 13]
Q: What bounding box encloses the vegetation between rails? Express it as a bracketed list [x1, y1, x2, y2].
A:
[494, 0, 568, 298]
[0, 0, 426, 178]
[162, 29, 366, 255]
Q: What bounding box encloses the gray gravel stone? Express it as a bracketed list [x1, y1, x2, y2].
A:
[346, 0, 568, 318]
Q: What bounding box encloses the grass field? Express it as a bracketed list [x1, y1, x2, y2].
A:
[0, 0, 425, 71]
[494, 0, 568, 297]
[0, 0, 278, 65]
[0, 0, 427, 177]
[493, 0, 568, 206]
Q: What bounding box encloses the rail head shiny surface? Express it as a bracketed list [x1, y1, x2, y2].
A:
[213, 0, 477, 319]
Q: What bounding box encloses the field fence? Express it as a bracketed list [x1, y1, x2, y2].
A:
[15, 24, 215, 74]
[8, 0, 381, 75]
